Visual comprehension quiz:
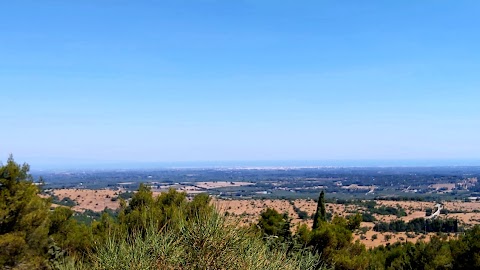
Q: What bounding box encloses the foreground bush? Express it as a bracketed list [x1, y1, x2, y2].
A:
[62, 211, 322, 270]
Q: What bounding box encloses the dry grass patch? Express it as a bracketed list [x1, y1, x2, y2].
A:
[53, 189, 120, 212]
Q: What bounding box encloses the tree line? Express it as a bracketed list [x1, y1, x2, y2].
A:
[374, 218, 460, 233]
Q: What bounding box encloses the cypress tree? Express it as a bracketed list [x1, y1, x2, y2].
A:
[312, 190, 326, 230]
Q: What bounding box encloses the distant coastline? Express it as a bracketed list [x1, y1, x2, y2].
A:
[28, 159, 480, 171]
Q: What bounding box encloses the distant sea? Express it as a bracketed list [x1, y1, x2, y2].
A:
[28, 159, 480, 171]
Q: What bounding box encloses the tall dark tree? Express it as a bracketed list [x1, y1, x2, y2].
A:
[312, 190, 326, 230]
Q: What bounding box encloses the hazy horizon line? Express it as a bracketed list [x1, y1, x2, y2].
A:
[25, 158, 480, 171]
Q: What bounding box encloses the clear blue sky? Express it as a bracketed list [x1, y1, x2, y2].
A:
[1, 1, 480, 168]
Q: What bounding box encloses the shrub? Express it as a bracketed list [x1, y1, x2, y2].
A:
[63, 211, 322, 270]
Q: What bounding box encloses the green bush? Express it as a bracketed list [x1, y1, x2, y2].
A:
[63, 211, 322, 270]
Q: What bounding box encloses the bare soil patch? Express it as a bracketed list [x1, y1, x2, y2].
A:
[53, 188, 120, 212]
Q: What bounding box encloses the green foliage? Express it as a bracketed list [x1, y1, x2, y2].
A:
[372, 205, 407, 217]
[118, 185, 196, 234]
[257, 208, 292, 241]
[49, 209, 93, 257]
[0, 156, 96, 269]
[370, 235, 459, 269]
[374, 217, 460, 233]
[117, 191, 133, 200]
[52, 196, 76, 207]
[67, 211, 322, 270]
[361, 212, 376, 222]
[296, 215, 370, 270]
[0, 155, 51, 268]
[73, 208, 117, 225]
[312, 190, 326, 230]
[347, 213, 362, 231]
[451, 225, 480, 269]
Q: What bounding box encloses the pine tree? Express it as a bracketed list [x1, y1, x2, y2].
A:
[312, 190, 326, 230]
[257, 208, 292, 241]
[0, 155, 51, 268]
